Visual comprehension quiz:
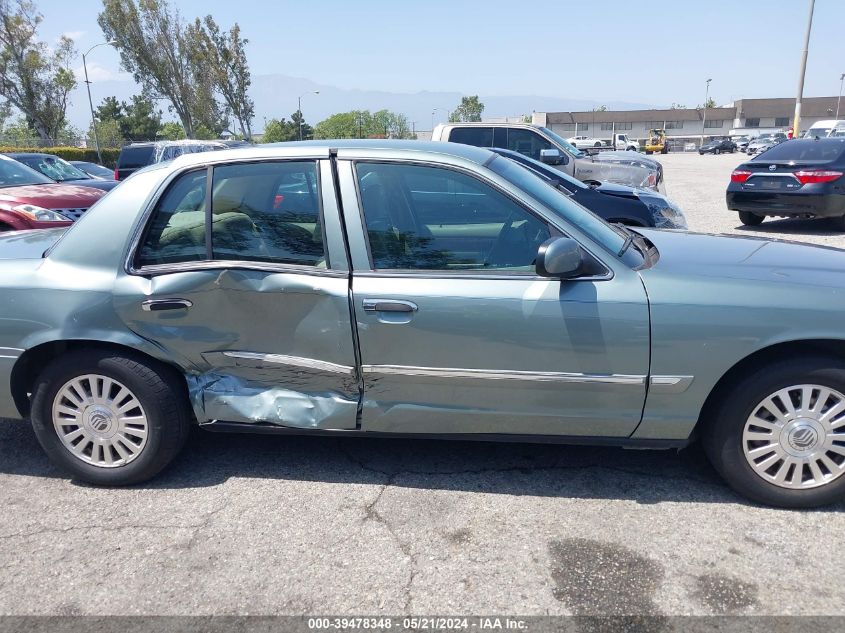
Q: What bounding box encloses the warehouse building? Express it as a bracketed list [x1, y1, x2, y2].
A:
[533, 96, 842, 144]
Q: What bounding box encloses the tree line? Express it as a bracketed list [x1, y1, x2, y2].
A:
[0, 0, 486, 147]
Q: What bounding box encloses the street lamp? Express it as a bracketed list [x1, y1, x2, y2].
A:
[297, 91, 319, 141]
[792, 0, 816, 138]
[700, 78, 712, 149]
[83, 40, 117, 164]
[431, 107, 448, 130]
[836, 73, 845, 120]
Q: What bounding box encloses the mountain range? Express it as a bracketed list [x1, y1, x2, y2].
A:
[65, 73, 658, 134]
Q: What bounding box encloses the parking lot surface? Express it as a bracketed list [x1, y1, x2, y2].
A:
[1, 152, 844, 617]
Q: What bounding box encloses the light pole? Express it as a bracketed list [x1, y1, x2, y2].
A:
[700, 78, 712, 148]
[836, 73, 845, 120]
[83, 40, 117, 164]
[792, 0, 816, 138]
[431, 107, 448, 130]
[297, 91, 319, 141]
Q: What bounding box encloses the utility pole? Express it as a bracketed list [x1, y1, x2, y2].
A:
[701, 78, 712, 148]
[837, 73, 845, 120]
[792, 0, 816, 138]
[82, 40, 116, 163]
[297, 91, 319, 141]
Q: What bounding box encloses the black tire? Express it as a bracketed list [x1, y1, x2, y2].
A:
[661, 145, 669, 154]
[645, 150, 653, 155]
[699, 151, 704, 155]
[829, 215, 845, 231]
[703, 356, 845, 508]
[714, 148, 721, 155]
[738, 211, 764, 226]
[594, 142, 601, 147]
[30, 349, 191, 485]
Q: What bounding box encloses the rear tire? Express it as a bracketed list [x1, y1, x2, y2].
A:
[715, 148, 721, 155]
[702, 356, 845, 508]
[738, 211, 764, 226]
[30, 349, 191, 486]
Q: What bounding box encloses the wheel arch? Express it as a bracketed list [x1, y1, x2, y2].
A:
[695, 338, 845, 436]
[11, 339, 189, 418]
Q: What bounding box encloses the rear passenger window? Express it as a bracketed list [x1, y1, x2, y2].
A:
[138, 169, 208, 266]
[137, 161, 326, 269]
[448, 127, 495, 147]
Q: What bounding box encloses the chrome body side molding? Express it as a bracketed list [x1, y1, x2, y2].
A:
[222, 351, 355, 375]
[361, 364, 646, 385]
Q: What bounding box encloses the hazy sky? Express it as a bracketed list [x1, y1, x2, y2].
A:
[36, 0, 844, 108]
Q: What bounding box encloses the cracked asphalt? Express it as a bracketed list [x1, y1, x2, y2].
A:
[1, 152, 845, 617]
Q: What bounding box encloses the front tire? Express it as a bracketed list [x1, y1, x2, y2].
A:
[738, 211, 764, 226]
[30, 349, 191, 485]
[703, 357, 845, 508]
[715, 148, 721, 155]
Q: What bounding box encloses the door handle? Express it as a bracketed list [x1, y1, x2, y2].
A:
[141, 298, 193, 312]
[362, 299, 418, 313]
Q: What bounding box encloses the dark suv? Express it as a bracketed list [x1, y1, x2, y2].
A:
[115, 140, 228, 180]
[699, 138, 737, 155]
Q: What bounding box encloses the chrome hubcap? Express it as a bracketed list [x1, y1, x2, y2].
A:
[52, 374, 148, 468]
[743, 384, 845, 489]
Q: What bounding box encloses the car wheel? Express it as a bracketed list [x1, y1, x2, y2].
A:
[699, 151, 704, 155]
[703, 357, 845, 508]
[594, 142, 601, 147]
[30, 349, 191, 485]
[738, 211, 764, 226]
[645, 150, 653, 155]
[715, 148, 721, 155]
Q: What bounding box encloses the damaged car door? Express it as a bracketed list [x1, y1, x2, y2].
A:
[113, 159, 360, 429]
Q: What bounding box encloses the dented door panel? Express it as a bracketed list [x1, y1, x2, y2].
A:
[113, 267, 359, 429]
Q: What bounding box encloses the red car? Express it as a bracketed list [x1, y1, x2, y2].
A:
[0, 155, 105, 232]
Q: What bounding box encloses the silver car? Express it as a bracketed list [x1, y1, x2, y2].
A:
[2, 141, 845, 508]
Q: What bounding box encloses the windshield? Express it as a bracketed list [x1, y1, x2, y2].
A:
[806, 128, 832, 138]
[19, 155, 89, 181]
[0, 157, 54, 188]
[538, 127, 586, 158]
[488, 154, 626, 255]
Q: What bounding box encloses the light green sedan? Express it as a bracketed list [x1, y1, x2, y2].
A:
[1, 141, 844, 508]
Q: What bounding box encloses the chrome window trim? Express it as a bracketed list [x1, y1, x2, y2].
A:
[222, 351, 354, 375]
[349, 158, 614, 280]
[132, 259, 347, 279]
[125, 158, 336, 277]
[353, 270, 613, 282]
[361, 364, 645, 385]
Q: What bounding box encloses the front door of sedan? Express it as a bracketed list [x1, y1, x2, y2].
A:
[113, 158, 360, 430]
[342, 159, 650, 437]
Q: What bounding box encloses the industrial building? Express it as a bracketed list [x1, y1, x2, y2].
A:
[533, 96, 842, 143]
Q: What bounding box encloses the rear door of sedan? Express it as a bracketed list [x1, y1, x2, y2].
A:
[336, 152, 651, 438]
[114, 154, 360, 429]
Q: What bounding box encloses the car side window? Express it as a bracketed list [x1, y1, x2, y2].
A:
[505, 129, 553, 160]
[448, 127, 494, 147]
[138, 169, 209, 266]
[137, 161, 326, 268]
[210, 162, 325, 266]
[356, 162, 551, 272]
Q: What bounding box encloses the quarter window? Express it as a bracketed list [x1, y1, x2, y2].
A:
[137, 161, 325, 268]
[356, 162, 551, 272]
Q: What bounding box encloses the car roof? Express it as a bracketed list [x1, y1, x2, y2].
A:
[5, 152, 57, 158]
[166, 139, 496, 170]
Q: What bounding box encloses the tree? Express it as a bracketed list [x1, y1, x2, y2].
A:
[261, 118, 295, 143]
[670, 103, 687, 109]
[291, 110, 313, 140]
[158, 121, 185, 140]
[1, 116, 37, 144]
[95, 96, 124, 124]
[100, 0, 200, 137]
[595, 105, 608, 112]
[313, 109, 415, 140]
[703, 97, 716, 109]
[0, 0, 77, 140]
[89, 119, 123, 148]
[189, 16, 253, 140]
[448, 96, 484, 123]
[123, 94, 162, 140]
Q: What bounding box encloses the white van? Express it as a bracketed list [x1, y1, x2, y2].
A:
[803, 120, 845, 138]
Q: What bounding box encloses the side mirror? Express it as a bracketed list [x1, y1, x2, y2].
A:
[535, 237, 585, 279]
[540, 148, 563, 165]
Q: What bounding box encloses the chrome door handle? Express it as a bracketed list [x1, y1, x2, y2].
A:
[141, 298, 193, 312]
[362, 299, 418, 313]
